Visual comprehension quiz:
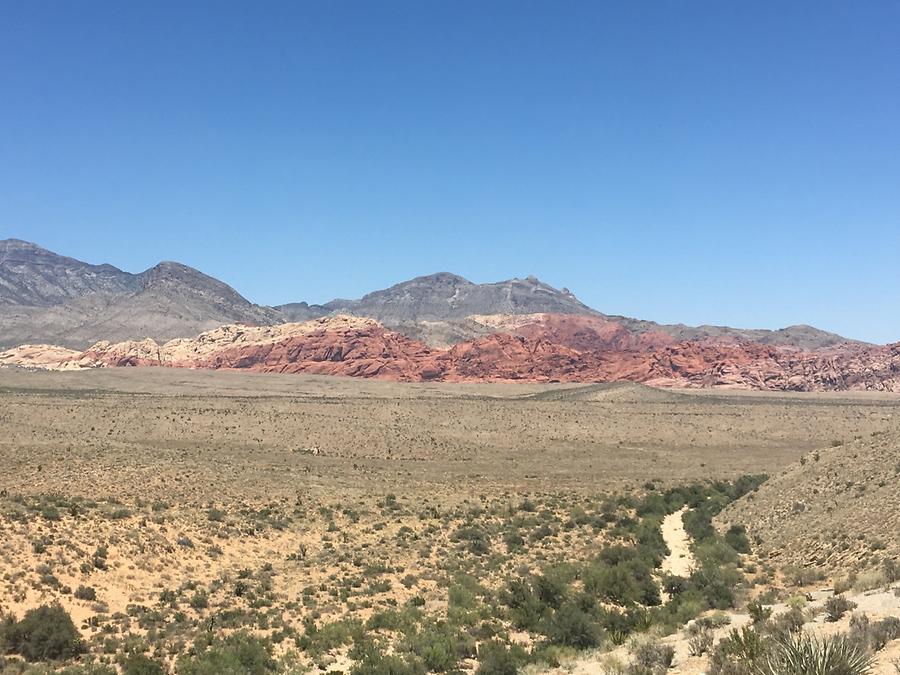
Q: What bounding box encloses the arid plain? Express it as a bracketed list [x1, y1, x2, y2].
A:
[2, 367, 900, 673]
[4, 368, 898, 502]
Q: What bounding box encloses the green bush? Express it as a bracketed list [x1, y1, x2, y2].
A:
[583, 556, 660, 607]
[542, 603, 604, 650]
[297, 618, 361, 657]
[847, 613, 900, 653]
[405, 620, 474, 672]
[176, 632, 276, 674]
[631, 638, 675, 672]
[825, 596, 857, 623]
[502, 578, 547, 631]
[74, 585, 97, 601]
[689, 560, 741, 609]
[748, 600, 773, 625]
[687, 622, 714, 656]
[724, 525, 751, 554]
[476, 640, 526, 675]
[597, 607, 653, 645]
[122, 653, 165, 675]
[764, 607, 806, 638]
[0, 604, 83, 662]
[350, 643, 425, 675]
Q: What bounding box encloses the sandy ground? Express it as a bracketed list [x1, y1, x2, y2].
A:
[661, 508, 695, 579]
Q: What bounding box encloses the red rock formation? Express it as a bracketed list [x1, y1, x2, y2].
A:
[191, 323, 434, 380]
[509, 314, 674, 353]
[438, 333, 601, 382]
[7, 315, 900, 392]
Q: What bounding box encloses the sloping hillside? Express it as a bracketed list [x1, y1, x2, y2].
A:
[718, 429, 900, 573]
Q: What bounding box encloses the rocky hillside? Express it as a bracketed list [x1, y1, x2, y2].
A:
[718, 429, 900, 574]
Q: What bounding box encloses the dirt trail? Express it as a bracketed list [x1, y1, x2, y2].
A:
[661, 507, 695, 578]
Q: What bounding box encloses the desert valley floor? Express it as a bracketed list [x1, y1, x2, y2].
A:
[4, 368, 899, 500]
[1, 368, 899, 673]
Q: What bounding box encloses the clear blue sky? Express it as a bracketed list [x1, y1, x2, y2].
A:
[2, 2, 898, 343]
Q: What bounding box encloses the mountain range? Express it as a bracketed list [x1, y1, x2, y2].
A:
[3, 238, 897, 391]
[0, 239, 861, 350]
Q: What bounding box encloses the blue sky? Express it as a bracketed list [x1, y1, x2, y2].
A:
[1, 2, 898, 343]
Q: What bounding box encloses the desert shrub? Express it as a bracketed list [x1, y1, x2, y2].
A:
[825, 595, 857, 622]
[177, 632, 275, 674]
[694, 540, 740, 567]
[584, 552, 660, 607]
[502, 577, 548, 631]
[350, 642, 425, 675]
[630, 637, 675, 673]
[783, 564, 826, 588]
[764, 607, 806, 637]
[596, 606, 653, 643]
[405, 620, 474, 672]
[475, 640, 527, 675]
[748, 600, 773, 625]
[686, 622, 714, 656]
[533, 569, 570, 610]
[635, 492, 668, 517]
[884, 558, 900, 583]
[121, 653, 165, 675]
[298, 618, 362, 656]
[689, 559, 741, 609]
[451, 526, 490, 555]
[632, 515, 669, 567]
[189, 590, 209, 610]
[848, 613, 900, 653]
[724, 525, 751, 554]
[874, 617, 900, 649]
[834, 573, 856, 595]
[660, 573, 688, 598]
[853, 569, 888, 593]
[0, 604, 83, 662]
[206, 508, 226, 522]
[74, 585, 97, 601]
[708, 627, 767, 674]
[366, 609, 404, 632]
[503, 530, 525, 552]
[543, 603, 604, 650]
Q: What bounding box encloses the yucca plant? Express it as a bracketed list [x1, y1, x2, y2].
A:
[753, 633, 873, 675]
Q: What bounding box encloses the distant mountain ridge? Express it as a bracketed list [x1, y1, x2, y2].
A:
[0, 238, 140, 305]
[278, 271, 859, 350]
[318, 272, 596, 321]
[0, 239, 867, 352]
[0, 239, 279, 349]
